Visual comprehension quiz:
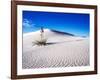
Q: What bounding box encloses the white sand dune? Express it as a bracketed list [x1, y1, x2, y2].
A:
[22, 29, 90, 69]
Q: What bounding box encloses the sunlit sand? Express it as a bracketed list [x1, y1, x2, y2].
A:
[22, 29, 89, 69]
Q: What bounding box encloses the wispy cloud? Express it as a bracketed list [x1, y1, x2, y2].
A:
[22, 19, 35, 28]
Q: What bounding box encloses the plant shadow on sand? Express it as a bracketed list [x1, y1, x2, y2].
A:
[32, 39, 83, 46]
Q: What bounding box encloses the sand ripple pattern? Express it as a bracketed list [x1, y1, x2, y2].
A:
[22, 38, 89, 69]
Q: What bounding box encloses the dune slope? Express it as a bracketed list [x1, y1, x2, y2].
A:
[22, 29, 89, 69]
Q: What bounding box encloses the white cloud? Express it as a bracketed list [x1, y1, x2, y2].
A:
[23, 19, 35, 28]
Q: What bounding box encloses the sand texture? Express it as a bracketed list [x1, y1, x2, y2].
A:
[22, 29, 89, 69]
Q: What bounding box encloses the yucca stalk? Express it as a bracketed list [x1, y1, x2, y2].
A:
[40, 27, 44, 41]
[32, 26, 47, 46]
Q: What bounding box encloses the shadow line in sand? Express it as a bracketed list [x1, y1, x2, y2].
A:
[46, 39, 83, 46]
[32, 39, 84, 46]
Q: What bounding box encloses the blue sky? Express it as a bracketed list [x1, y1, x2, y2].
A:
[22, 11, 90, 36]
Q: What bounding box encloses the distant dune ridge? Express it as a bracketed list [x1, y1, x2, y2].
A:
[22, 29, 90, 69]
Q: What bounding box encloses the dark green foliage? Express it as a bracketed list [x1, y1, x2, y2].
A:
[33, 39, 47, 46]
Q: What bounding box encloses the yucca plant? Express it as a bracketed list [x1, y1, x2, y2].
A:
[33, 39, 47, 46]
[33, 26, 47, 46]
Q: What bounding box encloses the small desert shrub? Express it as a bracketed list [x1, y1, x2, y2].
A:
[33, 27, 48, 46]
[33, 39, 47, 46]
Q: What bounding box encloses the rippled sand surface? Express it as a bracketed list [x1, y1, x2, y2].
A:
[22, 29, 89, 69]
